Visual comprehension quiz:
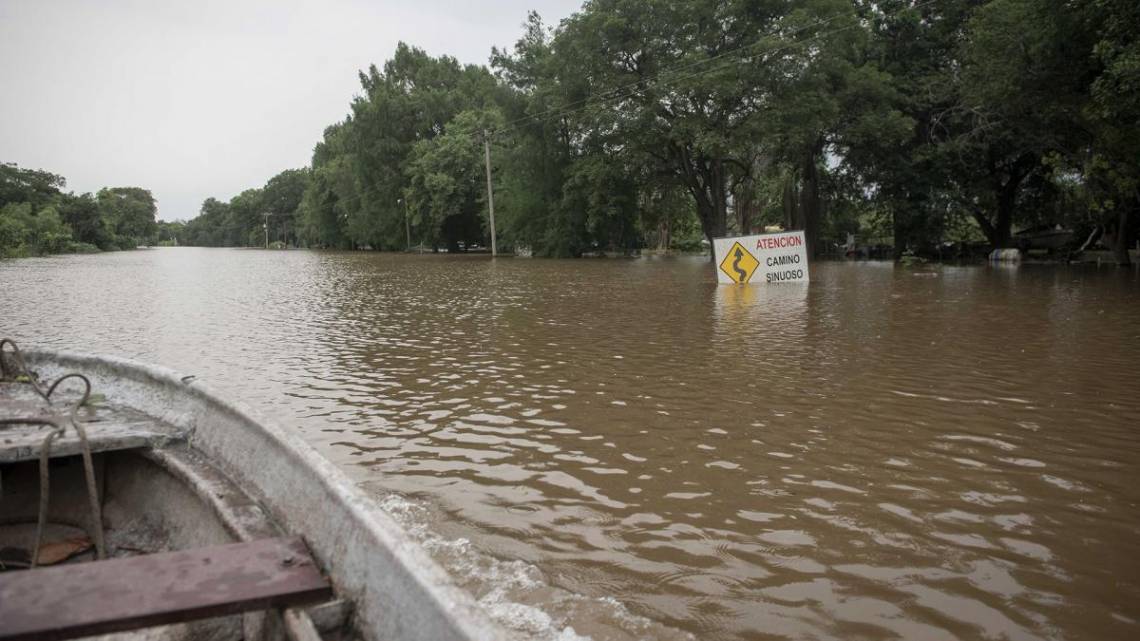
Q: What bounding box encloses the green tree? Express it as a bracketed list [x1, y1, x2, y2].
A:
[490, 12, 580, 255]
[0, 162, 161, 256]
[955, 0, 1138, 262]
[0, 163, 65, 210]
[154, 220, 185, 246]
[404, 109, 503, 252]
[552, 0, 782, 254]
[1078, 0, 1139, 264]
[97, 187, 158, 248]
[344, 44, 501, 249]
[183, 197, 230, 246]
[261, 168, 309, 247]
[761, 0, 907, 256]
[953, 0, 1085, 249]
[58, 192, 112, 249]
[0, 202, 74, 257]
[843, 0, 982, 257]
[550, 0, 888, 257]
[169, 1, 1140, 264]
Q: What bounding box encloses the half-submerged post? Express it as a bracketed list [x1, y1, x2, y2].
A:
[482, 130, 497, 257]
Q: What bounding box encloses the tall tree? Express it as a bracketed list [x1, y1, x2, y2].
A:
[96, 187, 158, 248]
[1079, 0, 1139, 264]
[0, 163, 65, 211]
[58, 192, 111, 248]
[491, 12, 583, 255]
[844, 0, 982, 257]
[300, 123, 355, 248]
[764, 0, 904, 257]
[553, 0, 788, 254]
[404, 109, 503, 251]
[953, 0, 1086, 249]
[261, 168, 309, 247]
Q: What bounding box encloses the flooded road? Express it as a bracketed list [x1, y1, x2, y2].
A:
[3, 248, 1139, 640]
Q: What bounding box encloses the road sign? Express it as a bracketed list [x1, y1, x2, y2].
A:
[712, 231, 809, 285]
[718, 241, 759, 283]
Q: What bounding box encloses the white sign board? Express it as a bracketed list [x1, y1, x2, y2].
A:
[712, 231, 809, 285]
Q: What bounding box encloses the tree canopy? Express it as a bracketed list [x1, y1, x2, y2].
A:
[161, 0, 1140, 264]
[0, 162, 159, 257]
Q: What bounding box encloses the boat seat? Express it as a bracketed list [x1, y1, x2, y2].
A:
[0, 536, 332, 641]
[0, 381, 186, 464]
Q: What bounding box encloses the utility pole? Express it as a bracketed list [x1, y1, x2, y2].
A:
[399, 198, 411, 251]
[482, 130, 497, 257]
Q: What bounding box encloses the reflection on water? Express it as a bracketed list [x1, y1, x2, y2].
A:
[3, 248, 1140, 640]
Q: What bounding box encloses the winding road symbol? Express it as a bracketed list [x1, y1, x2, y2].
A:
[718, 241, 759, 284]
[731, 247, 748, 282]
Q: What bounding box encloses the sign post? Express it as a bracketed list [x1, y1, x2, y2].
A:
[712, 231, 809, 285]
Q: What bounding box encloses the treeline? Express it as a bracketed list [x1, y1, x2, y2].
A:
[178, 0, 1138, 263]
[0, 163, 160, 258]
[177, 169, 308, 248]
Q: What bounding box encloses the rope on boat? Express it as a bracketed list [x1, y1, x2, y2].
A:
[0, 339, 107, 566]
[0, 338, 49, 399]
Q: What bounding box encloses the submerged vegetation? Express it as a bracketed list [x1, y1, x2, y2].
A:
[0, 163, 160, 258]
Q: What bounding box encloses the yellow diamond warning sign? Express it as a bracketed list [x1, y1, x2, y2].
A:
[718, 241, 759, 284]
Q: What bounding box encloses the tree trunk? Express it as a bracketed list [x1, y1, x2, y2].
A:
[736, 189, 750, 236]
[798, 147, 821, 259]
[970, 206, 997, 249]
[993, 179, 1017, 249]
[711, 158, 728, 243]
[674, 145, 728, 260]
[699, 197, 727, 260]
[970, 177, 1020, 250]
[892, 210, 906, 260]
[981, 152, 1036, 249]
[782, 173, 798, 231]
[1112, 208, 1132, 266]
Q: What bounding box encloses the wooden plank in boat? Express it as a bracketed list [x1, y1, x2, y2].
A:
[0, 418, 184, 463]
[0, 537, 332, 641]
[0, 386, 184, 462]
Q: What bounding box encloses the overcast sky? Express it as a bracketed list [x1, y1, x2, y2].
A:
[0, 0, 583, 221]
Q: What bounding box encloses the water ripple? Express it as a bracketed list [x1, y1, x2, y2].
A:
[3, 249, 1139, 641]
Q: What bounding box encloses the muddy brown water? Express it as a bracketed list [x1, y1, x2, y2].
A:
[3, 248, 1138, 640]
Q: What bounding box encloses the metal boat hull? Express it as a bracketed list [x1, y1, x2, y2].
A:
[11, 350, 506, 641]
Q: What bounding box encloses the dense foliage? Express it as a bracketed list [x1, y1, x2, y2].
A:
[179, 168, 309, 248]
[0, 163, 158, 258]
[166, 1, 1140, 263]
